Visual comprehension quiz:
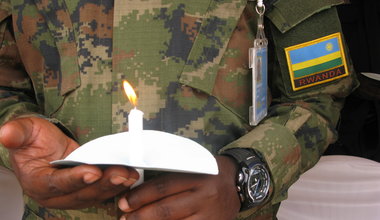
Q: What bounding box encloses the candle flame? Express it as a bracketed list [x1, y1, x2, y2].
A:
[123, 80, 137, 106]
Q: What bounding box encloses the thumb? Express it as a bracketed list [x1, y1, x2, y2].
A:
[0, 117, 35, 149]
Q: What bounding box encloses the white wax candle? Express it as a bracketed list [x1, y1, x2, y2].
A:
[128, 107, 144, 188]
[128, 107, 143, 132]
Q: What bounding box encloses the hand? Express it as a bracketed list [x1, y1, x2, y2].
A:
[0, 117, 139, 209]
[118, 156, 240, 220]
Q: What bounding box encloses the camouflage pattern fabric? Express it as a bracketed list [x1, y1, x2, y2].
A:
[0, 0, 358, 219]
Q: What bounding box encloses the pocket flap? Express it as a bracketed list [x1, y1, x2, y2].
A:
[35, 0, 81, 95]
[179, 0, 246, 94]
[266, 0, 347, 33]
[0, 1, 11, 22]
[0, 1, 11, 44]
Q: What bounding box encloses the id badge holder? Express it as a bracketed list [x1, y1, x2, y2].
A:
[249, 2, 268, 126]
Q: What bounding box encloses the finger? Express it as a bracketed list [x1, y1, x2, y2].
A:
[0, 117, 34, 148]
[0, 117, 75, 154]
[24, 164, 103, 199]
[31, 165, 139, 198]
[98, 166, 139, 189]
[38, 166, 139, 209]
[107, 166, 140, 187]
[38, 183, 127, 209]
[119, 173, 204, 212]
[120, 190, 198, 220]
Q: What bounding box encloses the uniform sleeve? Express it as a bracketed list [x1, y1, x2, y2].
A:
[0, 2, 41, 121]
[0, 1, 43, 168]
[219, 3, 359, 209]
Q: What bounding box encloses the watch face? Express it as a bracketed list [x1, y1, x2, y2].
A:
[247, 164, 270, 204]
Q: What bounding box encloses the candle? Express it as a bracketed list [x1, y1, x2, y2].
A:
[123, 80, 144, 187]
[128, 107, 143, 132]
[123, 80, 144, 131]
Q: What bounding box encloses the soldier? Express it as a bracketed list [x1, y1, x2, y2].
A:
[0, 0, 357, 220]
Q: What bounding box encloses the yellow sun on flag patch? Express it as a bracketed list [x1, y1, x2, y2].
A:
[284, 33, 349, 91]
[326, 43, 333, 51]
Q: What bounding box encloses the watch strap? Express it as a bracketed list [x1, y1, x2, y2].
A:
[223, 148, 261, 164]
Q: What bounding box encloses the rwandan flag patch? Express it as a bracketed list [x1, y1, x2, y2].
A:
[285, 33, 349, 91]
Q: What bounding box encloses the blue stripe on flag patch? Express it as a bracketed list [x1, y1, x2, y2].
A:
[289, 37, 339, 64]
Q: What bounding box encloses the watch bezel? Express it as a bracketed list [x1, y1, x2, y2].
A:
[238, 157, 270, 211]
[245, 163, 270, 205]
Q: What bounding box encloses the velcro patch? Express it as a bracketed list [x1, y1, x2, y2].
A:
[285, 33, 349, 91]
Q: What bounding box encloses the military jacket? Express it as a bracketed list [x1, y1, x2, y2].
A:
[0, 0, 357, 219]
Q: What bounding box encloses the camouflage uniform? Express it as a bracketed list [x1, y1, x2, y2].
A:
[0, 0, 358, 219]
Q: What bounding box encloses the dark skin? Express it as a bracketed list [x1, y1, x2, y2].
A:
[0, 117, 139, 209]
[118, 156, 241, 220]
[0, 117, 241, 219]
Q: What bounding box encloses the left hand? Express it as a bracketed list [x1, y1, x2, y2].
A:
[0, 117, 139, 209]
[118, 156, 241, 220]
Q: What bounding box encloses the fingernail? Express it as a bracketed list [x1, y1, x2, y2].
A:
[120, 216, 127, 220]
[111, 176, 128, 185]
[83, 173, 100, 184]
[118, 197, 132, 212]
[123, 178, 137, 187]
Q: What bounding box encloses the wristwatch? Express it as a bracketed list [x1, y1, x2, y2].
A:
[223, 148, 271, 211]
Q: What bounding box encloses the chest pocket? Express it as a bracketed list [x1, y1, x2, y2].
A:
[21, 0, 81, 116]
[266, 0, 350, 97]
[179, 0, 252, 121]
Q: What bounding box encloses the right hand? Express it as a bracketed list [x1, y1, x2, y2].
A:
[0, 116, 139, 209]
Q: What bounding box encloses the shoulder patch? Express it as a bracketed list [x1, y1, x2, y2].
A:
[284, 33, 349, 91]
